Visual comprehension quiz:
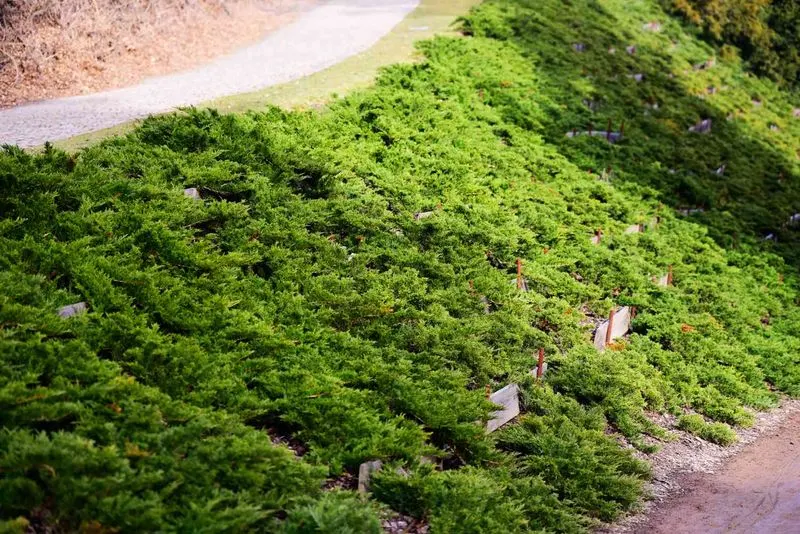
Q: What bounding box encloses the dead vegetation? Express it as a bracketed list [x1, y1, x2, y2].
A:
[0, 0, 309, 107]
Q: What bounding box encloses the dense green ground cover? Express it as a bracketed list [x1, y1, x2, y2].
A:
[2, 0, 800, 531]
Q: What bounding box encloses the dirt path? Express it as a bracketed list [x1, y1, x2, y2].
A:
[627, 408, 800, 534]
[0, 0, 419, 148]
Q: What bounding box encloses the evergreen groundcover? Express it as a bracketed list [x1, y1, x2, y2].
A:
[2, 0, 800, 532]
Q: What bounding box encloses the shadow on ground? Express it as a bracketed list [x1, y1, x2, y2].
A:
[466, 0, 800, 267]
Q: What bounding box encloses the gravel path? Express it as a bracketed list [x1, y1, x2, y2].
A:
[600, 399, 800, 533]
[0, 0, 419, 148]
[634, 408, 800, 533]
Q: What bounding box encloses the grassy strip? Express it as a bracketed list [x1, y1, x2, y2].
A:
[53, 0, 481, 153]
[2, 0, 800, 531]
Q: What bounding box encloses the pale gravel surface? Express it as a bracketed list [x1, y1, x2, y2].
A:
[0, 0, 419, 148]
[598, 397, 800, 533]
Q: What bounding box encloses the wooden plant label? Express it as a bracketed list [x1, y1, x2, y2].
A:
[530, 362, 548, 378]
[357, 460, 383, 494]
[183, 187, 201, 200]
[688, 119, 712, 133]
[593, 306, 632, 351]
[486, 384, 520, 433]
[58, 302, 88, 318]
[624, 224, 644, 234]
[677, 207, 705, 216]
[566, 130, 622, 143]
[693, 59, 715, 71]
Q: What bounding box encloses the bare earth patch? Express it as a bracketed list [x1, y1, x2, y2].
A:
[600, 397, 800, 533]
[0, 0, 316, 108]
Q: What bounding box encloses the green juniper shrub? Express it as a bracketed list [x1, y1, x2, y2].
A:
[677, 414, 738, 445]
[2, 0, 800, 531]
[281, 492, 382, 534]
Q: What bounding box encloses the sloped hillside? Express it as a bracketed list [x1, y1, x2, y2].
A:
[2, 0, 799, 532]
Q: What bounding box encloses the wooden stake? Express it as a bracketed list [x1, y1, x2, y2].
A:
[536, 348, 545, 379]
[469, 280, 476, 294]
[605, 308, 616, 346]
[667, 265, 673, 286]
[485, 384, 492, 399]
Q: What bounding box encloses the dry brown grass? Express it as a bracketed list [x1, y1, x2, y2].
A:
[0, 0, 309, 107]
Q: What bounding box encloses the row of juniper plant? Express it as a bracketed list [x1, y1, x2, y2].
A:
[2, 0, 800, 531]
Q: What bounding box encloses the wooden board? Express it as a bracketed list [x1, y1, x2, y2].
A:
[530, 362, 548, 378]
[58, 302, 87, 318]
[183, 187, 201, 200]
[357, 460, 383, 494]
[624, 224, 643, 234]
[486, 384, 520, 433]
[593, 306, 632, 350]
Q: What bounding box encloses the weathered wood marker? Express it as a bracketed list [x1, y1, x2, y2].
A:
[624, 223, 644, 234]
[58, 302, 88, 318]
[593, 306, 633, 351]
[183, 187, 201, 200]
[357, 460, 383, 493]
[486, 384, 521, 433]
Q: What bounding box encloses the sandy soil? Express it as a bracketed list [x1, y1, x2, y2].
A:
[639, 409, 800, 533]
[602, 399, 800, 534]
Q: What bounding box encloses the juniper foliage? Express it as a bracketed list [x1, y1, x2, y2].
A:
[2, 0, 800, 532]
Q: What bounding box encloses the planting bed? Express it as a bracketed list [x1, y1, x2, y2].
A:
[2, 0, 800, 531]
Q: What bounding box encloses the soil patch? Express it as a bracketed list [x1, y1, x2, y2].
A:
[601, 399, 800, 533]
